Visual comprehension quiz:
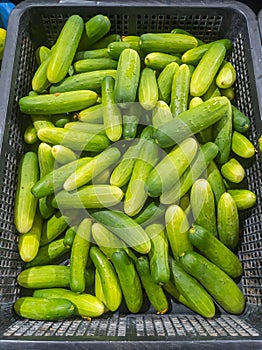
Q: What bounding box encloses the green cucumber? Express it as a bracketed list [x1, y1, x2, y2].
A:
[31, 115, 55, 132]
[180, 250, 245, 314]
[70, 218, 92, 293]
[40, 211, 70, 246]
[188, 225, 243, 278]
[91, 210, 151, 254]
[14, 296, 75, 321]
[145, 223, 170, 284]
[165, 205, 192, 260]
[221, 158, 245, 183]
[207, 160, 226, 205]
[51, 145, 77, 164]
[216, 61, 236, 89]
[74, 57, 117, 73]
[170, 258, 215, 318]
[154, 96, 229, 148]
[152, 101, 173, 128]
[227, 189, 256, 210]
[84, 15, 111, 49]
[14, 152, 39, 234]
[111, 250, 143, 313]
[135, 256, 169, 315]
[190, 178, 217, 237]
[157, 61, 179, 104]
[232, 105, 250, 133]
[47, 15, 84, 83]
[146, 137, 198, 197]
[138, 67, 158, 110]
[90, 246, 122, 312]
[171, 28, 204, 45]
[32, 55, 51, 93]
[17, 265, 71, 289]
[33, 288, 104, 318]
[74, 48, 109, 61]
[133, 200, 165, 226]
[202, 79, 221, 101]
[217, 192, 239, 249]
[24, 124, 38, 145]
[19, 90, 97, 115]
[88, 33, 121, 50]
[102, 75, 122, 142]
[144, 52, 181, 70]
[64, 122, 105, 135]
[190, 43, 226, 97]
[63, 225, 77, 247]
[77, 104, 104, 123]
[231, 131, 256, 158]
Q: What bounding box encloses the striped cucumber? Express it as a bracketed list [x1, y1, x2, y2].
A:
[138, 67, 158, 110]
[157, 61, 179, 104]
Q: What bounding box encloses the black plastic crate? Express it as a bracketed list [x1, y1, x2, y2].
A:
[0, 0, 262, 348]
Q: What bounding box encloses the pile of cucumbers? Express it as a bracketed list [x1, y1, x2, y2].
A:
[14, 14, 258, 321]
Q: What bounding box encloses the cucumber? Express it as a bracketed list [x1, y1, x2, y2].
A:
[217, 192, 239, 249]
[14, 152, 39, 234]
[157, 62, 179, 104]
[220, 86, 235, 100]
[51, 145, 77, 164]
[221, 158, 245, 183]
[107, 41, 140, 60]
[227, 189, 257, 210]
[70, 218, 92, 293]
[232, 105, 250, 133]
[51, 113, 71, 128]
[188, 225, 243, 278]
[165, 205, 192, 260]
[135, 256, 169, 315]
[53, 185, 124, 209]
[160, 142, 219, 205]
[95, 269, 106, 307]
[91, 210, 151, 254]
[111, 250, 143, 313]
[49, 70, 116, 93]
[122, 107, 140, 139]
[64, 122, 105, 135]
[231, 131, 256, 158]
[19, 90, 98, 115]
[31, 115, 55, 132]
[213, 98, 232, 164]
[25, 237, 70, 268]
[37, 127, 110, 153]
[88, 33, 121, 50]
[133, 200, 165, 226]
[63, 147, 121, 191]
[90, 246, 122, 312]
[124, 139, 159, 216]
[144, 52, 181, 70]
[146, 137, 198, 197]
[145, 223, 170, 284]
[190, 178, 217, 237]
[74, 48, 109, 61]
[17, 265, 71, 289]
[32, 55, 51, 93]
[190, 43, 226, 97]
[74, 57, 117, 73]
[14, 296, 75, 321]
[18, 210, 43, 263]
[33, 288, 104, 318]
[35, 45, 51, 65]
[180, 251, 245, 314]
[77, 104, 104, 123]
[170, 258, 215, 318]
[170, 64, 191, 118]
[188, 96, 203, 110]
[138, 67, 158, 110]
[171, 28, 204, 46]
[154, 96, 229, 148]
[114, 48, 141, 105]
[63, 225, 77, 247]
[24, 124, 38, 145]
[32, 157, 92, 198]
[102, 76, 122, 142]
[84, 14, 111, 48]
[207, 160, 226, 205]
[202, 79, 221, 101]
[40, 211, 70, 246]
[139, 33, 198, 54]
[152, 101, 173, 128]
[47, 15, 84, 83]
[216, 61, 236, 89]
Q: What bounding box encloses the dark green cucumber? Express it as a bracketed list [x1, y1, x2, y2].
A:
[19, 90, 97, 115]
[188, 225, 243, 278]
[165, 205, 192, 260]
[135, 256, 169, 315]
[91, 210, 151, 254]
[63, 225, 77, 247]
[17, 265, 71, 289]
[49, 70, 116, 93]
[90, 246, 122, 312]
[14, 152, 39, 234]
[14, 296, 75, 321]
[154, 96, 229, 148]
[170, 258, 215, 318]
[74, 48, 109, 61]
[232, 105, 250, 133]
[160, 142, 219, 204]
[139, 33, 198, 54]
[102, 75, 122, 142]
[88, 33, 121, 50]
[111, 250, 143, 313]
[146, 223, 170, 284]
[133, 200, 165, 226]
[70, 218, 92, 293]
[217, 192, 239, 249]
[180, 251, 245, 314]
[74, 57, 117, 73]
[190, 178, 217, 237]
[47, 15, 84, 84]
[207, 160, 226, 205]
[33, 288, 104, 318]
[146, 137, 198, 197]
[25, 238, 70, 268]
[84, 14, 111, 49]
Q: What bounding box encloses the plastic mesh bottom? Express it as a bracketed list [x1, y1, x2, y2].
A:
[3, 314, 260, 338]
